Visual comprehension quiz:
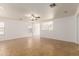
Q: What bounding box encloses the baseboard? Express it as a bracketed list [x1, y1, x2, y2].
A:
[0, 36, 32, 42]
[41, 37, 78, 44]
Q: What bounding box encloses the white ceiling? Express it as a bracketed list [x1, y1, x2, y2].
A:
[0, 3, 78, 21]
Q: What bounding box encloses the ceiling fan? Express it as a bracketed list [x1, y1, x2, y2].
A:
[31, 14, 40, 21]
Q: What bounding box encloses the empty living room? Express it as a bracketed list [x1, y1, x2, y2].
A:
[0, 3, 78, 56]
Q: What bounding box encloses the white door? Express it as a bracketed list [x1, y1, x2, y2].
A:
[32, 21, 40, 38]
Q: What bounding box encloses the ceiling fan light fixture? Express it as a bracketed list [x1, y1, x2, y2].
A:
[25, 13, 40, 21]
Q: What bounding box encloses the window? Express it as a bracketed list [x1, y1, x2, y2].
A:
[0, 22, 4, 35]
[41, 21, 53, 31]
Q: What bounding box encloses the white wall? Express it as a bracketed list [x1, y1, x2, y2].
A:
[0, 16, 77, 43]
[0, 18, 32, 41]
[77, 16, 79, 44]
[41, 16, 77, 43]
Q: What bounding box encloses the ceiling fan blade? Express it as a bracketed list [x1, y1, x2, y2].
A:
[36, 16, 40, 18]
